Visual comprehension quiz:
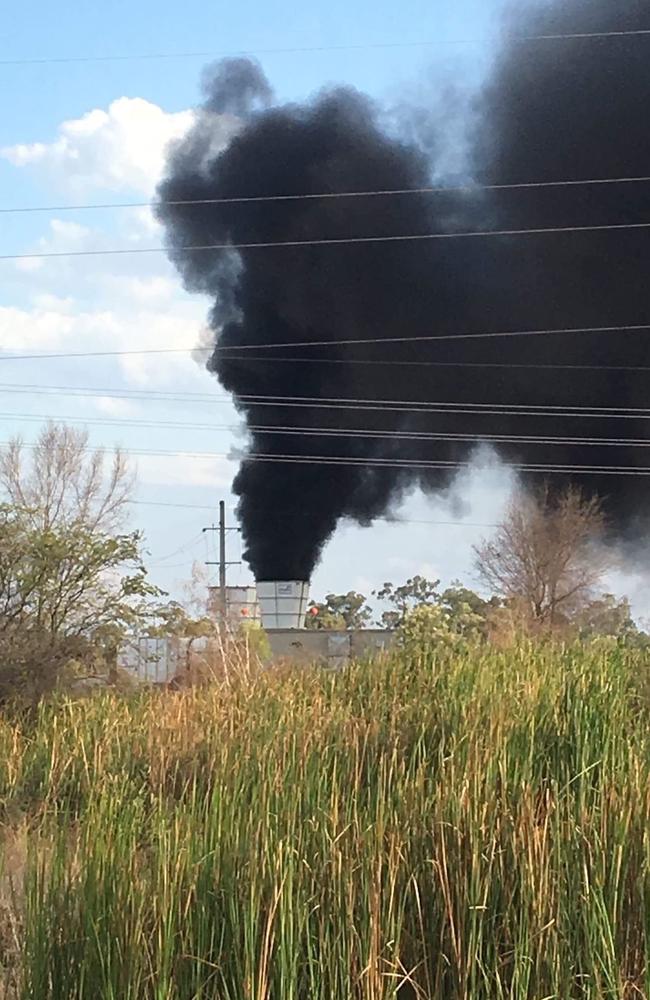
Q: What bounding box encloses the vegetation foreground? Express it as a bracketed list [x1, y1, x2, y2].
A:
[0, 646, 648, 999]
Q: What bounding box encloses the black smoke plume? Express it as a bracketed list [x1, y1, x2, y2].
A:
[157, 2, 650, 581]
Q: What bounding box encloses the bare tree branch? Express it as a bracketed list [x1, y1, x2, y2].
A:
[0, 422, 135, 533]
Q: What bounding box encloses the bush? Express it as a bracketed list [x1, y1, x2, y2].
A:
[397, 601, 483, 655]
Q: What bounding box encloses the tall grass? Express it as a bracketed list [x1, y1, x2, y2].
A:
[0, 643, 647, 998]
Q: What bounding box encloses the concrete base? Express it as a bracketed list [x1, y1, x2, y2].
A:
[265, 629, 394, 669]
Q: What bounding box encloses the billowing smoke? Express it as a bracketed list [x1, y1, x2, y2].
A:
[157, 1, 650, 580]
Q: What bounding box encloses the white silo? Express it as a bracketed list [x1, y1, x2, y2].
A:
[256, 580, 310, 630]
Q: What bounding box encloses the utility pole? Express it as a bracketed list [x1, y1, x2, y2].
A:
[218, 500, 227, 615]
[203, 502, 241, 621]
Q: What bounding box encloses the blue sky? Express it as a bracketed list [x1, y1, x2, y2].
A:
[2, 0, 647, 617]
[2, 0, 498, 144]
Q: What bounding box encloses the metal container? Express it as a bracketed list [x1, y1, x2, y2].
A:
[226, 586, 261, 622]
[256, 580, 310, 630]
[207, 585, 261, 623]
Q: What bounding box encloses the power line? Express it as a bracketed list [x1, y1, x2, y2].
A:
[0, 410, 241, 433]
[5, 173, 650, 215]
[4, 374, 650, 413]
[0, 382, 231, 402]
[1, 394, 649, 419]
[234, 402, 650, 420]
[7, 352, 650, 374]
[1, 385, 650, 419]
[4, 218, 650, 263]
[116, 393, 650, 417]
[257, 428, 650, 445]
[3, 409, 650, 447]
[232, 456, 650, 476]
[127, 498, 499, 528]
[7, 349, 650, 375]
[4, 439, 650, 476]
[3, 27, 650, 67]
[202, 354, 650, 374]
[149, 560, 201, 571]
[4, 321, 650, 362]
[148, 531, 206, 564]
[237, 394, 650, 414]
[130, 499, 223, 511]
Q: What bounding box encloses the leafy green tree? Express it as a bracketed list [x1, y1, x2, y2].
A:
[576, 594, 640, 641]
[397, 604, 454, 654]
[397, 601, 485, 656]
[0, 422, 165, 699]
[305, 591, 372, 630]
[373, 576, 441, 629]
[373, 575, 503, 639]
[0, 503, 160, 653]
[439, 583, 502, 638]
[2, 518, 156, 641]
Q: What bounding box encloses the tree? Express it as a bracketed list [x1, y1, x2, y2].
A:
[397, 604, 456, 654]
[372, 576, 498, 634]
[0, 422, 133, 533]
[373, 576, 441, 629]
[576, 593, 639, 642]
[0, 422, 153, 641]
[305, 591, 372, 630]
[474, 484, 611, 633]
[0, 423, 163, 699]
[439, 582, 502, 638]
[397, 599, 489, 656]
[0, 504, 159, 641]
[0, 504, 161, 700]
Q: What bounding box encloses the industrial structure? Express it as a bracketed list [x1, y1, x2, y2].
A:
[118, 564, 394, 681]
[208, 585, 260, 623]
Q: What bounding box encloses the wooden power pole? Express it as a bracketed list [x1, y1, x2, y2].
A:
[203, 502, 240, 620]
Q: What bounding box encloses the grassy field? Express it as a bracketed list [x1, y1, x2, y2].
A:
[0, 644, 648, 999]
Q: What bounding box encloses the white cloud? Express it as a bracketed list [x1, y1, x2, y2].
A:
[100, 274, 178, 304]
[13, 219, 95, 275]
[93, 396, 140, 418]
[0, 96, 240, 503]
[0, 300, 122, 353]
[0, 296, 214, 387]
[11, 213, 158, 288]
[2, 210, 218, 388]
[2, 98, 195, 195]
[1, 92, 232, 388]
[116, 307, 212, 386]
[0, 303, 75, 351]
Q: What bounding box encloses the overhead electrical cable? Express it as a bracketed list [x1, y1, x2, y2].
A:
[148, 531, 206, 564]
[4, 321, 650, 362]
[4, 218, 650, 263]
[5, 352, 650, 372]
[232, 394, 650, 414]
[126, 498, 499, 527]
[5, 172, 650, 214]
[199, 354, 650, 374]
[3, 27, 650, 66]
[4, 373, 650, 412]
[3, 441, 650, 475]
[1, 387, 650, 419]
[2, 410, 650, 446]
